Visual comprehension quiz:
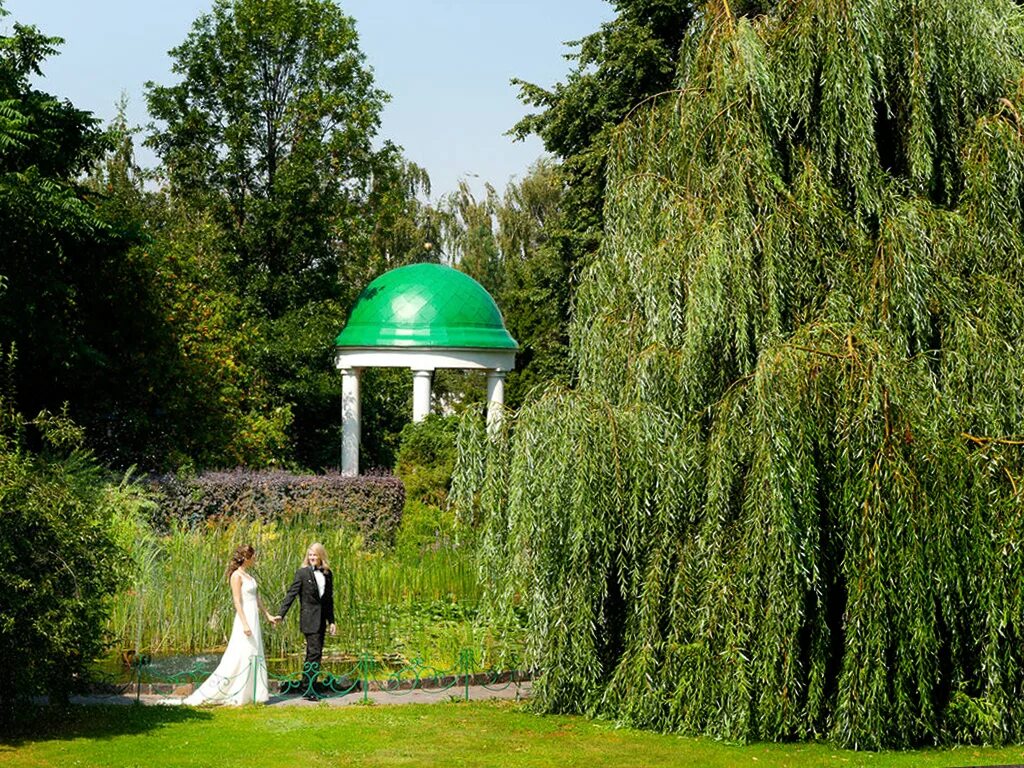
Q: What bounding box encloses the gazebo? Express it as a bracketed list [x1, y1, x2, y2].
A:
[334, 263, 518, 476]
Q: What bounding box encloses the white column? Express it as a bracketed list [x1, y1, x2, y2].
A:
[486, 370, 506, 432]
[341, 368, 362, 476]
[412, 369, 433, 422]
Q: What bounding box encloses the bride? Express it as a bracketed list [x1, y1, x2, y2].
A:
[183, 544, 277, 706]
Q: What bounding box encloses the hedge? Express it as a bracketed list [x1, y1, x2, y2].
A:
[147, 470, 405, 546]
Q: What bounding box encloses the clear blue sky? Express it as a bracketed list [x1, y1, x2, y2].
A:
[1, 0, 615, 200]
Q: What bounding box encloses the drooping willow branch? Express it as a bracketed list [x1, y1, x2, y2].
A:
[455, 0, 1024, 751]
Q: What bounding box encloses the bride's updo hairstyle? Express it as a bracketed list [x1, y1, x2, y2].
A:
[226, 544, 256, 579]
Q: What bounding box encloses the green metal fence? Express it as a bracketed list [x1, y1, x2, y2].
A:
[123, 650, 528, 705]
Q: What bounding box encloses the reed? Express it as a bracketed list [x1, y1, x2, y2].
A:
[105, 516, 507, 669]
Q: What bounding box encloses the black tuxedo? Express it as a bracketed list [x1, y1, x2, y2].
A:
[279, 565, 335, 634]
[279, 565, 335, 692]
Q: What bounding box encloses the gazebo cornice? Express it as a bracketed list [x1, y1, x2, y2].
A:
[334, 346, 516, 372]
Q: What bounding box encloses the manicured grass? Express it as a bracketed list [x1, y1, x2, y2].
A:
[2, 701, 1023, 767]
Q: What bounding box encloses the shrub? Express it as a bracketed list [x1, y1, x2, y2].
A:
[394, 415, 458, 506]
[147, 469, 405, 547]
[394, 499, 459, 557]
[0, 409, 134, 717]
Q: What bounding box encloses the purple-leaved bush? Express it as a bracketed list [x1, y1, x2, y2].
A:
[147, 470, 405, 547]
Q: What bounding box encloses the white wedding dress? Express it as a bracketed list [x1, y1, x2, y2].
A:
[183, 571, 269, 705]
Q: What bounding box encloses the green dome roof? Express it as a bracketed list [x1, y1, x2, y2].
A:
[335, 264, 518, 349]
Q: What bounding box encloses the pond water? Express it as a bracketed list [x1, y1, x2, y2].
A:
[93, 650, 405, 686]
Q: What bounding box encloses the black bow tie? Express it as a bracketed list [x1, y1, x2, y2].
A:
[312, 567, 323, 572]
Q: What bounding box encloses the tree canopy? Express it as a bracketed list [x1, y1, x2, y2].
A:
[505, 0, 702, 400]
[0, 0, 443, 471]
[438, 160, 570, 408]
[146, 0, 389, 314]
[0, 9, 172, 462]
[457, 0, 1024, 749]
[146, 0, 438, 469]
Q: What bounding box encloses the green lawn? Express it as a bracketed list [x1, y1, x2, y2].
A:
[2, 701, 1023, 767]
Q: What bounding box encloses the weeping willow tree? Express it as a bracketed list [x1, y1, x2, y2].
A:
[452, 0, 1024, 750]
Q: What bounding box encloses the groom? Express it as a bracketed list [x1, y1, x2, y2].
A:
[275, 543, 337, 701]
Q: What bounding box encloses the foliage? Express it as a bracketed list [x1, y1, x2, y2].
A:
[944, 689, 1002, 745]
[442, 182, 505, 296]
[490, 161, 574, 406]
[394, 499, 459, 559]
[455, 0, 1024, 749]
[145, 0, 385, 313]
[105, 515, 483, 663]
[359, 147, 444, 282]
[358, 367, 413, 471]
[394, 415, 459, 507]
[0, 15, 148, 704]
[0, 1, 442, 472]
[79, 110, 293, 469]
[0, 404, 133, 717]
[146, 0, 439, 470]
[392, 414, 462, 559]
[511, 0, 698, 168]
[0, 9, 144, 458]
[439, 160, 570, 409]
[508, 1, 701, 398]
[147, 468, 405, 546]
[0, 0, 294, 472]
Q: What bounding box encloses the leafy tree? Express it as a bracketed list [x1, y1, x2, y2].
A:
[0, 8, 109, 384]
[358, 367, 412, 471]
[394, 414, 459, 507]
[512, 0, 697, 225]
[74, 109, 230, 468]
[509, 1, 700, 382]
[442, 180, 505, 296]
[361, 147, 443, 279]
[0, 7, 163, 465]
[458, 0, 1024, 749]
[147, 0, 439, 469]
[0, 19, 282, 472]
[490, 160, 570, 406]
[145, 0, 387, 314]
[98, 175, 292, 468]
[392, 415, 462, 558]
[440, 160, 568, 408]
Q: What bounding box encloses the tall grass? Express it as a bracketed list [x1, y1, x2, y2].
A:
[105, 516, 505, 669]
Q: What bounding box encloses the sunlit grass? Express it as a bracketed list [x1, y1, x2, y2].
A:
[3, 701, 1024, 768]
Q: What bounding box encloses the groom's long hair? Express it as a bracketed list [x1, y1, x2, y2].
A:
[302, 542, 331, 574]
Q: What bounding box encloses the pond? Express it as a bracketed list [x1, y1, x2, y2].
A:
[92, 649, 411, 686]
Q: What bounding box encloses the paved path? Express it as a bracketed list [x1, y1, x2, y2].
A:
[58, 681, 531, 708]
